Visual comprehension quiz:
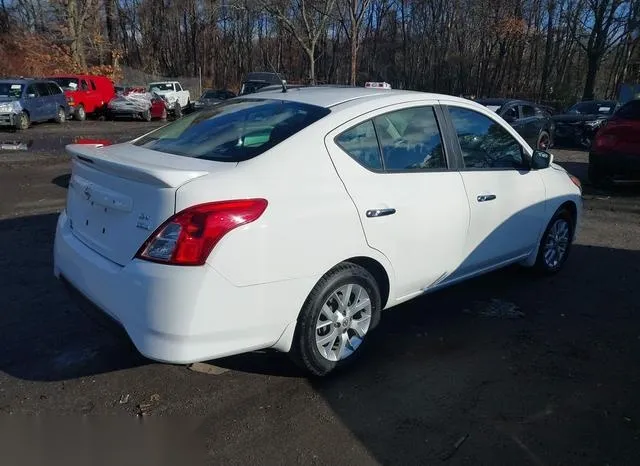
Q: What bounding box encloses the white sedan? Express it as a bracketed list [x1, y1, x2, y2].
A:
[54, 87, 582, 376]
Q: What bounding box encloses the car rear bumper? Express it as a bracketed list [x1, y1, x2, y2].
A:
[53, 210, 301, 363]
[589, 151, 640, 177]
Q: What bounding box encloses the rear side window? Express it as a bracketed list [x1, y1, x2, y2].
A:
[336, 120, 383, 170]
[80, 80, 89, 91]
[373, 107, 446, 170]
[90, 80, 97, 91]
[176, 83, 183, 91]
[35, 83, 51, 96]
[26, 84, 38, 97]
[133, 99, 330, 162]
[47, 82, 62, 94]
[521, 105, 536, 118]
[615, 101, 640, 120]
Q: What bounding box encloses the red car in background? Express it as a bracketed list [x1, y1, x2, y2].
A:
[589, 99, 640, 187]
[106, 87, 168, 121]
[48, 75, 115, 121]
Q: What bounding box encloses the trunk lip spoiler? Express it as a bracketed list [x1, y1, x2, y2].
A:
[65, 143, 212, 188]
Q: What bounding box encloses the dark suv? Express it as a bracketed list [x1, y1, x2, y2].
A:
[0, 78, 69, 130]
[475, 98, 555, 150]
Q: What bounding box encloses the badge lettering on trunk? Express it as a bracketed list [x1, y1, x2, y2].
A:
[136, 213, 151, 230]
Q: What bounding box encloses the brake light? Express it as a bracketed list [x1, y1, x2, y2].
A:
[135, 199, 268, 266]
[568, 174, 582, 193]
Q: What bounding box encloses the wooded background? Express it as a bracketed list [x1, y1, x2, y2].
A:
[1, 0, 639, 107]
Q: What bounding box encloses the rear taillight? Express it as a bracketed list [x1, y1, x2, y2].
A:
[135, 199, 268, 266]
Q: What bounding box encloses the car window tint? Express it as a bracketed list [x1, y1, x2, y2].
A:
[80, 80, 89, 91]
[503, 106, 518, 120]
[176, 83, 183, 91]
[133, 99, 330, 162]
[373, 107, 446, 170]
[47, 82, 62, 94]
[26, 84, 38, 97]
[448, 106, 525, 170]
[615, 101, 640, 120]
[336, 120, 383, 170]
[35, 83, 51, 96]
[521, 105, 536, 118]
[90, 80, 97, 91]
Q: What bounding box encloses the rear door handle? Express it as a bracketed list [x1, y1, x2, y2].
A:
[366, 208, 396, 218]
[476, 194, 496, 202]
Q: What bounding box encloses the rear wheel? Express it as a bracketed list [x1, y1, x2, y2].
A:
[54, 106, 66, 124]
[15, 111, 29, 130]
[537, 130, 550, 150]
[74, 104, 86, 121]
[290, 263, 381, 376]
[534, 208, 574, 274]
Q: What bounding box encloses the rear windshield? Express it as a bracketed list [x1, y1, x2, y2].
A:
[133, 99, 330, 162]
[0, 83, 24, 99]
[52, 78, 79, 91]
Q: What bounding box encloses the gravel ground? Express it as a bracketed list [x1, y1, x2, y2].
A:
[1, 122, 639, 465]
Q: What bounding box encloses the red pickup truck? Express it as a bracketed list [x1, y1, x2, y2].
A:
[48, 75, 115, 120]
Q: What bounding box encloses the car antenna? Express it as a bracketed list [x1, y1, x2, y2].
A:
[267, 59, 286, 93]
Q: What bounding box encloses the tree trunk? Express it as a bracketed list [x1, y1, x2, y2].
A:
[582, 52, 599, 100]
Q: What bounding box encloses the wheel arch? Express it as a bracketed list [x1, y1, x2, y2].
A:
[343, 256, 391, 310]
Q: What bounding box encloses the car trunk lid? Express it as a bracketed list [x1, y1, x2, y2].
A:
[65, 143, 234, 266]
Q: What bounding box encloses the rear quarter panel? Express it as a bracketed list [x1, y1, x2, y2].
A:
[174, 121, 395, 291]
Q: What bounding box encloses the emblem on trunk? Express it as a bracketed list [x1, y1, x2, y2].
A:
[136, 213, 151, 230]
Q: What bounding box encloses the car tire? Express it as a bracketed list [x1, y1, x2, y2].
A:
[533, 207, 574, 275]
[54, 106, 66, 124]
[141, 110, 152, 122]
[15, 111, 30, 130]
[74, 104, 86, 121]
[290, 263, 381, 376]
[174, 102, 182, 119]
[537, 130, 550, 150]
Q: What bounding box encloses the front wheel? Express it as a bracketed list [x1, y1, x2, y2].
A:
[15, 111, 29, 130]
[173, 102, 182, 118]
[534, 208, 574, 274]
[290, 263, 381, 376]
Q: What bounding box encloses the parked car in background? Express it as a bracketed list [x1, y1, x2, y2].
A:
[552, 100, 619, 149]
[107, 87, 168, 121]
[0, 78, 69, 130]
[475, 98, 555, 150]
[588, 99, 640, 186]
[49, 75, 115, 121]
[148, 81, 190, 117]
[54, 88, 582, 376]
[192, 89, 236, 110]
[239, 72, 285, 95]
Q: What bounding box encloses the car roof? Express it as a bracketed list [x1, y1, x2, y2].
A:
[476, 98, 536, 106]
[0, 78, 53, 84]
[235, 86, 460, 109]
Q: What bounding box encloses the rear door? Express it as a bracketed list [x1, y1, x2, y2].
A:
[325, 103, 471, 299]
[441, 102, 546, 278]
[35, 82, 55, 119]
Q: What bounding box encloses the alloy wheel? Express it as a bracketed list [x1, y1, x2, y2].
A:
[315, 284, 372, 362]
[543, 218, 570, 269]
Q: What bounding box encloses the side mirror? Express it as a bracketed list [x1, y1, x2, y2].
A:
[531, 149, 553, 169]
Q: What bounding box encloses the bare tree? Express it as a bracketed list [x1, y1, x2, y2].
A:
[260, 0, 338, 83]
[336, 0, 372, 85]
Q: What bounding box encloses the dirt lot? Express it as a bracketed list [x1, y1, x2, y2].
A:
[1, 121, 639, 465]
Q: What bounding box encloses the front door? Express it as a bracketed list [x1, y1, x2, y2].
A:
[324, 103, 471, 300]
[442, 103, 546, 278]
[24, 84, 44, 121]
